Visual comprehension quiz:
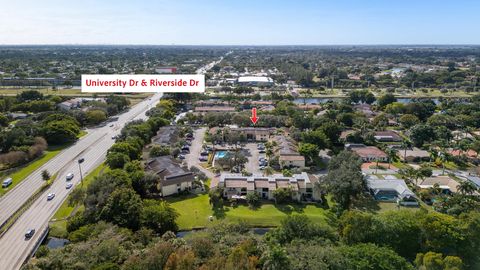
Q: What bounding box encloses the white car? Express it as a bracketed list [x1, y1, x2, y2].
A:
[66, 173, 74, 181]
[66, 183, 73, 189]
[47, 193, 55, 201]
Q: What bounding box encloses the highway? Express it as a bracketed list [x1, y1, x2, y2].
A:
[0, 57, 222, 269]
[0, 93, 162, 269]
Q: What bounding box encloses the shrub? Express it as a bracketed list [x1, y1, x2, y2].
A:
[246, 192, 261, 208]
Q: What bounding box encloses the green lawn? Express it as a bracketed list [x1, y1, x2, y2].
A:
[49, 163, 107, 238]
[0, 148, 64, 196]
[168, 194, 331, 230]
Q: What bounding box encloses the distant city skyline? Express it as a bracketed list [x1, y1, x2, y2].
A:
[1, 0, 479, 45]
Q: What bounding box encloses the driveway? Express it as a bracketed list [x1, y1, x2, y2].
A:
[184, 127, 216, 186]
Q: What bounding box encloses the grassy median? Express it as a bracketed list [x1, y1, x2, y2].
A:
[0, 148, 65, 196]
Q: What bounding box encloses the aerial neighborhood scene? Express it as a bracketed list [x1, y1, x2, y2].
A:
[1, 0, 480, 269]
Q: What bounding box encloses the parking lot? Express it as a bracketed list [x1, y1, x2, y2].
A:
[245, 143, 266, 175]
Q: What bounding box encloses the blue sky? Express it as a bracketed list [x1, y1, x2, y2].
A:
[0, 0, 479, 45]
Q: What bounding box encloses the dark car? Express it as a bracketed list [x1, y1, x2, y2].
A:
[25, 229, 35, 239]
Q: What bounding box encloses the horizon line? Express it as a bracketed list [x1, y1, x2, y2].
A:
[1, 43, 480, 47]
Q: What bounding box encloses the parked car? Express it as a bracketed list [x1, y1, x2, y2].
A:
[25, 229, 35, 239]
[78, 157, 85, 163]
[199, 156, 208, 162]
[259, 166, 266, 170]
[179, 154, 186, 160]
[200, 151, 209, 156]
[47, 193, 55, 201]
[111, 135, 117, 140]
[66, 173, 74, 181]
[66, 183, 73, 189]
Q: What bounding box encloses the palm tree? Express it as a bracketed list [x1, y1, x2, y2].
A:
[438, 151, 449, 175]
[264, 166, 274, 176]
[399, 167, 422, 186]
[429, 149, 439, 164]
[385, 148, 397, 169]
[401, 139, 412, 163]
[457, 180, 478, 196]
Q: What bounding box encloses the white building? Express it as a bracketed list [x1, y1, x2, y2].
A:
[237, 76, 274, 87]
[217, 172, 320, 202]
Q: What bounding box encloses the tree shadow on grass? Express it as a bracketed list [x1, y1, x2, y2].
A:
[274, 203, 306, 215]
[352, 196, 381, 213]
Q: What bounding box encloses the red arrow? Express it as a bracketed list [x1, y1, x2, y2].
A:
[250, 107, 258, 125]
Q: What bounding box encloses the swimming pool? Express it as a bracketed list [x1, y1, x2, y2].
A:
[214, 151, 228, 159]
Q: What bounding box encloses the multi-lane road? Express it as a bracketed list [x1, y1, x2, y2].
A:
[0, 93, 163, 269]
[0, 57, 222, 269]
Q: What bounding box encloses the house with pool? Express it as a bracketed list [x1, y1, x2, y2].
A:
[217, 172, 321, 202]
[366, 176, 419, 206]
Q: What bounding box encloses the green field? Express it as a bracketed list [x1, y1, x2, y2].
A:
[168, 194, 331, 230]
[49, 163, 107, 238]
[0, 148, 64, 196]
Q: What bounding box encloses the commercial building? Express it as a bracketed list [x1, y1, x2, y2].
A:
[155, 67, 177, 74]
[237, 76, 274, 87]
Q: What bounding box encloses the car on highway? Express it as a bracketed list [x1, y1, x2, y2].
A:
[47, 193, 55, 200]
[66, 173, 74, 181]
[25, 229, 35, 239]
[66, 183, 73, 189]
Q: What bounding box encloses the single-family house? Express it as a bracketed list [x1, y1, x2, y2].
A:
[398, 147, 430, 163]
[374, 130, 402, 142]
[418, 176, 461, 194]
[366, 177, 418, 206]
[346, 144, 388, 162]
